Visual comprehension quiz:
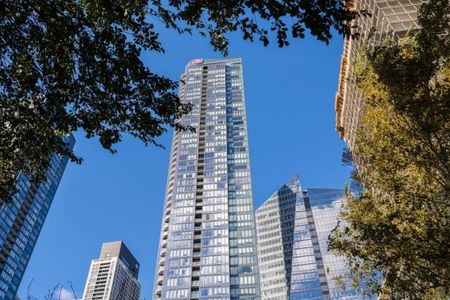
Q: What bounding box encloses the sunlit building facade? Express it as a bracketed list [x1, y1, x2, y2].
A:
[0, 136, 74, 300]
[82, 241, 141, 300]
[153, 58, 260, 299]
[256, 176, 368, 299]
[255, 176, 298, 299]
[335, 0, 424, 150]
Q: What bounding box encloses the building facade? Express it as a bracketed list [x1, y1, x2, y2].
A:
[82, 241, 141, 300]
[255, 176, 299, 299]
[0, 136, 74, 300]
[153, 58, 260, 300]
[256, 176, 368, 300]
[335, 0, 424, 150]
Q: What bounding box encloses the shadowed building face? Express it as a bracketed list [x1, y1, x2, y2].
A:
[0, 136, 75, 300]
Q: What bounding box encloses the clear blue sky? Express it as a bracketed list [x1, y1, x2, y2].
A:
[18, 22, 350, 299]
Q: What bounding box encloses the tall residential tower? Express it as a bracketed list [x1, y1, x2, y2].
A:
[153, 58, 260, 300]
[82, 241, 141, 300]
[0, 136, 74, 300]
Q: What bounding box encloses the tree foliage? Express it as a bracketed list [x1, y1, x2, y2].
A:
[329, 0, 450, 298]
[0, 0, 362, 203]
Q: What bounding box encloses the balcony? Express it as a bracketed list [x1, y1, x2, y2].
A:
[155, 287, 162, 297]
[191, 279, 200, 287]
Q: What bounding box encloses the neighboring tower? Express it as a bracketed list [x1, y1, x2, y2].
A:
[256, 176, 368, 300]
[255, 176, 299, 299]
[335, 0, 424, 151]
[153, 58, 260, 300]
[82, 241, 141, 300]
[0, 136, 75, 300]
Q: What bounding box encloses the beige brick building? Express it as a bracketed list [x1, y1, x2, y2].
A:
[335, 0, 425, 151]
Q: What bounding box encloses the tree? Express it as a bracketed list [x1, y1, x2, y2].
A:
[329, 0, 450, 298]
[0, 0, 363, 203]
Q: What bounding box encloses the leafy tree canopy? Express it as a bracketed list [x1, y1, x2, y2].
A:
[329, 0, 450, 298]
[0, 0, 361, 203]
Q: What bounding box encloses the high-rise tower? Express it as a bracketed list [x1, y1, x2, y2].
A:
[256, 176, 369, 299]
[153, 58, 260, 299]
[82, 241, 141, 300]
[0, 136, 75, 300]
[255, 176, 299, 299]
[335, 0, 424, 151]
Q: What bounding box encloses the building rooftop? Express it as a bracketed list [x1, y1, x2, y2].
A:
[100, 241, 140, 278]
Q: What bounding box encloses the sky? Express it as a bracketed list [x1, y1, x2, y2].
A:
[18, 19, 350, 300]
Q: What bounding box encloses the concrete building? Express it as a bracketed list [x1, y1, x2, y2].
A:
[82, 241, 141, 300]
[0, 136, 75, 300]
[153, 58, 260, 299]
[335, 0, 424, 150]
[256, 176, 369, 299]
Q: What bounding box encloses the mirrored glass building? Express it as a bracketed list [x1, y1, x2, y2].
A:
[153, 58, 260, 300]
[255, 176, 299, 299]
[256, 175, 370, 299]
[0, 136, 75, 300]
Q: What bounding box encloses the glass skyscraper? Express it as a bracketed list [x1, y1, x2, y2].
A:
[0, 136, 74, 300]
[255, 176, 299, 299]
[153, 58, 260, 300]
[256, 176, 370, 300]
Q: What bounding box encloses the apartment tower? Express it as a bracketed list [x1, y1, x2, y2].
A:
[256, 176, 368, 299]
[335, 0, 424, 151]
[82, 241, 141, 300]
[153, 58, 260, 299]
[0, 136, 75, 300]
